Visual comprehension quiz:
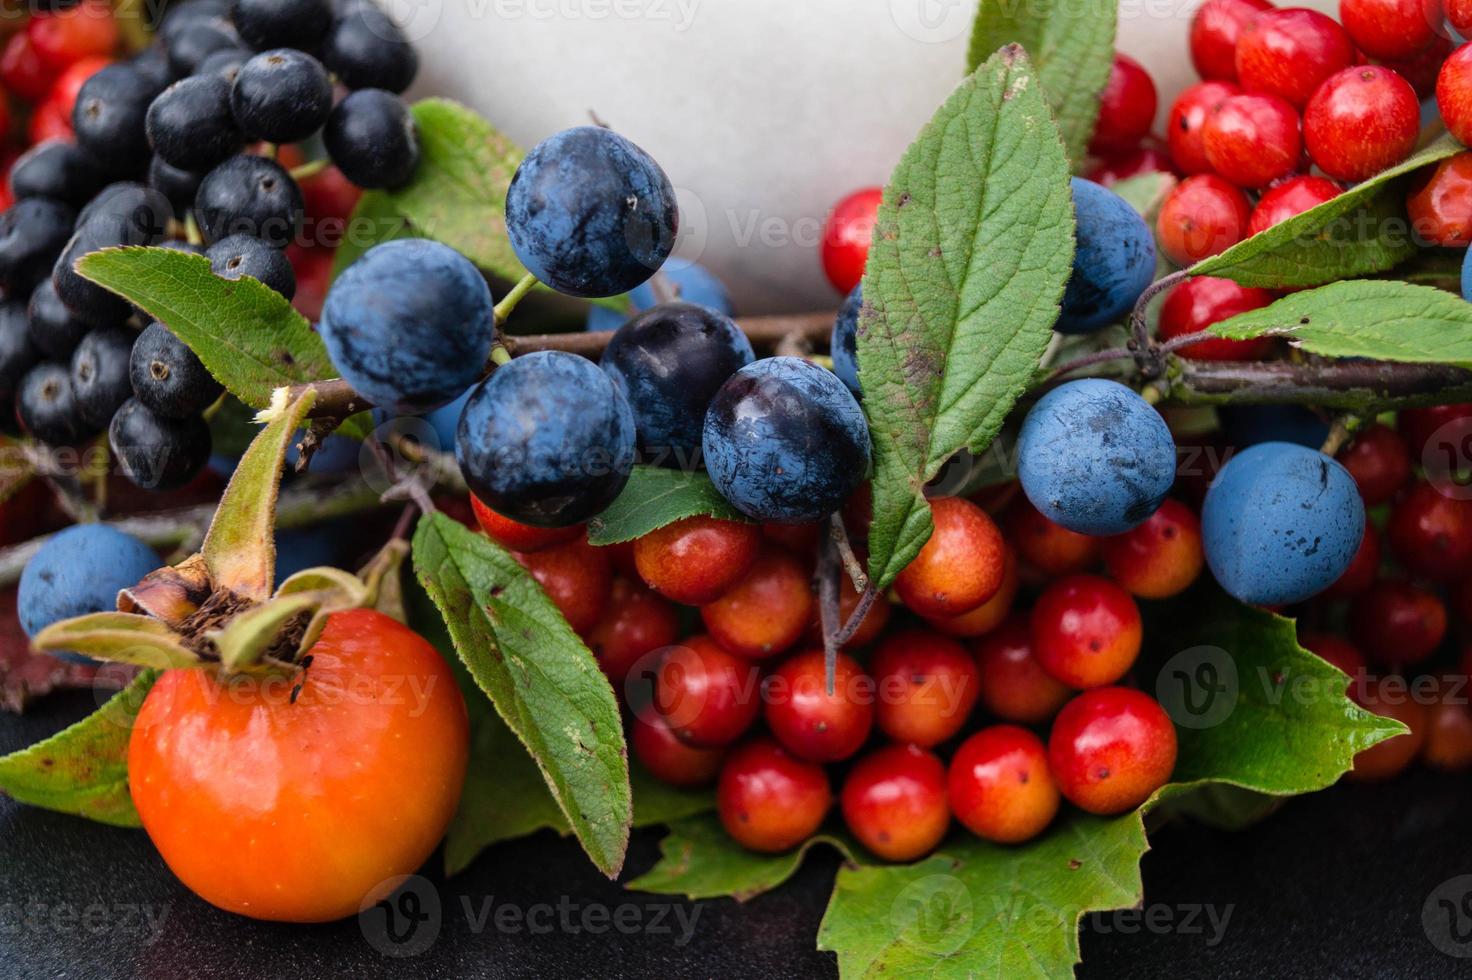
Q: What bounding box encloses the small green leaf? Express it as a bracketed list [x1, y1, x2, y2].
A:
[32, 613, 200, 669]
[586, 467, 749, 546]
[630, 765, 715, 828]
[0, 670, 157, 827]
[1209, 279, 1472, 368]
[628, 815, 858, 902]
[1111, 172, 1176, 220]
[412, 512, 631, 878]
[860, 46, 1074, 590]
[967, 2, 1117, 165]
[1190, 134, 1463, 287]
[209, 592, 328, 671]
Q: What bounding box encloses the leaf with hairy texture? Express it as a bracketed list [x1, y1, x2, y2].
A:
[31, 613, 200, 669]
[586, 467, 748, 545]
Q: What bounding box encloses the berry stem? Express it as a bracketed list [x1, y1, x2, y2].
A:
[816, 529, 841, 696]
[829, 513, 868, 593]
[288, 158, 331, 182]
[493, 272, 541, 327]
[1129, 269, 1190, 378]
[1165, 358, 1472, 410]
[185, 214, 204, 247]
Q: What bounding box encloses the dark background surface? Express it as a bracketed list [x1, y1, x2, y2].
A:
[1, 691, 1470, 980]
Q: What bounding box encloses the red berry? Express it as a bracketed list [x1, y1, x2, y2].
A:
[1347, 676, 1427, 780]
[927, 546, 1020, 638]
[1157, 174, 1253, 266]
[1157, 275, 1276, 361]
[471, 493, 583, 552]
[1048, 688, 1178, 815]
[700, 546, 815, 659]
[1084, 144, 1177, 187]
[764, 649, 875, 763]
[27, 98, 71, 144]
[1438, 43, 1472, 147]
[1320, 523, 1382, 599]
[1336, 423, 1412, 505]
[1298, 631, 1369, 678]
[1303, 66, 1419, 182]
[717, 737, 831, 852]
[1190, 0, 1276, 81]
[1399, 403, 1472, 462]
[762, 521, 821, 555]
[1236, 8, 1356, 109]
[1100, 499, 1205, 600]
[821, 187, 883, 295]
[630, 705, 726, 788]
[870, 629, 981, 748]
[587, 579, 679, 686]
[1168, 81, 1242, 175]
[27, 1, 118, 73]
[1248, 175, 1342, 235]
[1032, 575, 1143, 689]
[601, 538, 639, 578]
[948, 726, 1059, 844]
[894, 497, 1006, 619]
[514, 536, 612, 634]
[655, 635, 762, 747]
[1089, 54, 1158, 157]
[1453, 0, 1472, 32]
[1382, 34, 1453, 99]
[634, 515, 761, 605]
[1387, 481, 1472, 581]
[47, 54, 109, 121]
[1202, 93, 1302, 188]
[807, 571, 893, 647]
[1340, 0, 1442, 60]
[1423, 695, 1472, 771]
[1406, 153, 1472, 247]
[974, 614, 1074, 725]
[841, 744, 950, 861]
[1007, 498, 1100, 576]
[0, 31, 58, 103]
[1350, 580, 1448, 665]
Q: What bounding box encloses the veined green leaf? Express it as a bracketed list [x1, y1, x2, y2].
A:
[586, 467, 748, 546]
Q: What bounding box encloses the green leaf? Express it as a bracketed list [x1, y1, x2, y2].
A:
[967, 1, 1116, 165]
[1209, 279, 1472, 368]
[31, 613, 200, 669]
[1190, 134, 1463, 288]
[628, 815, 858, 902]
[412, 512, 631, 878]
[585, 467, 748, 545]
[1110, 172, 1176, 220]
[630, 765, 715, 828]
[860, 46, 1074, 590]
[332, 190, 415, 281]
[0, 670, 157, 827]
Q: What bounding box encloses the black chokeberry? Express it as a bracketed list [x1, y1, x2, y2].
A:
[230, 0, 333, 53]
[321, 2, 419, 94]
[148, 155, 204, 218]
[159, 0, 232, 44]
[324, 89, 419, 190]
[9, 141, 105, 210]
[193, 46, 248, 82]
[28, 280, 92, 361]
[71, 328, 136, 431]
[166, 20, 241, 78]
[146, 74, 244, 173]
[73, 64, 166, 179]
[76, 182, 174, 240]
[18, 362, 90, 447]
[54, 185, 172, 329]
[131, 44, 179, 90]
[0, 303, 41, 435]
[130, 321, 223, 419]
[194, 154, 304, 248]
[207, 234, 296, 298]
[109, 398, 212, 490]
[230, 49, 333, 144]
[0, 197, 76, 295]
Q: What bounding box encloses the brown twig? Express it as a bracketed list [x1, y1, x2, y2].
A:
[829, 514, 867, 594]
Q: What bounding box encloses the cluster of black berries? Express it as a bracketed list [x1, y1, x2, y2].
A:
[0, 0, 421, 490]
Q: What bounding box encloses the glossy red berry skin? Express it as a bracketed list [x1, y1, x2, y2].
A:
[1406, 154, 1472, 247]
[1423, 697, 1472, 771]
[28, 2, 119, 73]
[1089, 54, 1159, 156]
[1336, 423, 1412, 506]
[47, 54, 109, 121]
[1157, 175, 1253, 266]
[948, 726, 1059, 844]
[1236, 8, 1356, 109]
[1303, 66, 1419, 182]
[1157, 275, 1276, 361]
[974, 615, 1074, 725]
[1032, 575, 1143, 689]
[630, 705, 726, 788]
[1191, 0, 1275, 81]
[1084, 145, 1177, 187]
[1202, 93, 1302, 189]
[1438, 43, 1472, 147]
[514, 536, 611, 635]
[1387, 481, 1472, 581]
[764, 649, 875, 763]
[1048, 688, 1178, 815]
[717, 738, 831, 853]
[1319, 524, 1382, 599]
[654, 635, 762, 747]
[821, 187, 883, 295]
[1347, 677, 1427, 781]
[587, 580, 679, 686]
[1399, 403, 1472, 463]
[1350, 581, 1448, 666]
[0, 31, 58, 103]
[1100, 499, 1205, 600]
[1340, 0, 1443, 60]
[634, 515, 761, 605]
[928, 546, 1020, 638]
[1453, 0, 1472, 31]
[870, 629, 982, 748]
[894, 497, 1006, 619]
[1248, 175, 1341, 235]
[471, 494, 583, 552]
[1168, 81, 1242, 175]
[1008, 499, 1099, 576]
[700, 546, 815, 660]
[841, 744, 950, 862]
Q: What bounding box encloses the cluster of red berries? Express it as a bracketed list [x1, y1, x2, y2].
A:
[470, 484, 1199, 860]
